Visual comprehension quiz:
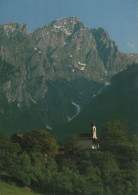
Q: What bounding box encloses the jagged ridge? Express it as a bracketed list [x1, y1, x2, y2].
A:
[0, 17, 137, 135]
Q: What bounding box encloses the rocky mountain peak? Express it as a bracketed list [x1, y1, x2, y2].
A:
[91, 28, 121, 70]
[93, 28, 110, 39]
[50, 16, 82, 35]
[32, 17, 86, 54]
[0, 23, 29, 36]
[33, 16, 83, 39]
[0, 17, 137, 135]
[53, 16, 80, 25]
[91, 28, 116, 49]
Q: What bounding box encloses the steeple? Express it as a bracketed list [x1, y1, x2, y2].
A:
[91, 122, 99, 149]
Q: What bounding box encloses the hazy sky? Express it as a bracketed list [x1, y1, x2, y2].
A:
[0, 0, 138, 53]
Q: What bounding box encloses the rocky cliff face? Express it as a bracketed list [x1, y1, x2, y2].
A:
[91, 28, 129, 72]
[0, 17, 136, 134]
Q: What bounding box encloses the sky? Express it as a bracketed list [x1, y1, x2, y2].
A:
[0, 0, 138, 53]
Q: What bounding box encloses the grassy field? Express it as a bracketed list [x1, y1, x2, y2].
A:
[0, 181, 41, 195]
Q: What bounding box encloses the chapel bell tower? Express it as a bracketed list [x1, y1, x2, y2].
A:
[91, 122, 99, 150]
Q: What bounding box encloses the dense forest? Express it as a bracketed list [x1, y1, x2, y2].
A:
[0, 120, 138, 195]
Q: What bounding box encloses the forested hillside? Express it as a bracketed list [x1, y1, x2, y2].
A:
[0, 121, 138, 195]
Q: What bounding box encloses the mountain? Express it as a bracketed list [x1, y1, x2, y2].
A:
[57, 64, 138, 141]
[0, 17, 137, 135]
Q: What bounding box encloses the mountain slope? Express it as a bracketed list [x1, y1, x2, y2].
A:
[0, 17, 137, 135]
[57, 64, 138, 141]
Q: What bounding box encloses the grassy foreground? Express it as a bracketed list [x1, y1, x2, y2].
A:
[0, 181, 41, 195]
